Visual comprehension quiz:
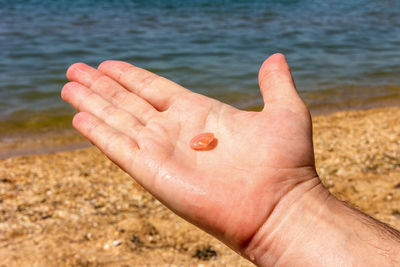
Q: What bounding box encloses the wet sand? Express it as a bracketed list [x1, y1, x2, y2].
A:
[1, 107, 400, 266]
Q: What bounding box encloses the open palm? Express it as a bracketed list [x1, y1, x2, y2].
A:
[62, 54, 319, 253]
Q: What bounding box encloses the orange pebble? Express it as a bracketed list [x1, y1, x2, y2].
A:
[190, 132, 216, 151]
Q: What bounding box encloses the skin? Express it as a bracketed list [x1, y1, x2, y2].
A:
[62, 53, 400, 266]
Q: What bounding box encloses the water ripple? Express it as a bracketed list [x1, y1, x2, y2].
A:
[0, 0, 399, 130]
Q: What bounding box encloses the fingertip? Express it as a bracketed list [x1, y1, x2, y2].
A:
[98, 60, 132, 73]
[72, 112, 97, 132]
[60, 83, 69, 101]
[72, 112, 85, 127]
[269, 53, 287, 62]
[265, 53, 287, 64]
[61, 82, 90, 105]
[97, 60, 116, 71]
[61, 82, 77, 101]
[259, 53, 289, 81]
[66, 62, 87, 80]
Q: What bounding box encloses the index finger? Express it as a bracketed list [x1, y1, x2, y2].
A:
[98, 61, 191, 111]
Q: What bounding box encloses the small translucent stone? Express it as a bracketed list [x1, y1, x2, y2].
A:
[190, 132, 216, 151]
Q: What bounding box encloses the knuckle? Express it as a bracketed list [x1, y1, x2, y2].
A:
[101, 104, 117, 117]
[78, 90, 96, 111]
[110, 90, 127, 103]
[134, 71, 159, 93]
[90, 75, 108, 91]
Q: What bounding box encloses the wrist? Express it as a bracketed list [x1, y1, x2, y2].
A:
[242, 177, 328, 266]
[243, 177, 400, 267]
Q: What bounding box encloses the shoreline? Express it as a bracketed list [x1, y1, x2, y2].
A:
[0, 128, 90, 159]
[307, 93, 400, 116]
[1, 105, 399, 266]
[1, 97, 400, 159]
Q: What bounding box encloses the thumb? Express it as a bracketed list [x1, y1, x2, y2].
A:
[258, 53, 305, 112]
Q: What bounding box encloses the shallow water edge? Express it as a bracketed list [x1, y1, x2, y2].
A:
[1, 94, 399, 159]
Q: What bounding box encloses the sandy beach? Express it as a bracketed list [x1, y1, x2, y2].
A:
[1, 106, 400, 266]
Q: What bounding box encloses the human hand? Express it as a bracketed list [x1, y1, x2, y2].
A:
[62, 54, 321, 262]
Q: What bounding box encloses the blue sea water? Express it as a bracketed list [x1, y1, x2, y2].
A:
[1, 0, 400, 130]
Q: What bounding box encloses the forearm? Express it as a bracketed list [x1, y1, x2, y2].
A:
[244, 178, 400, 267]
